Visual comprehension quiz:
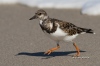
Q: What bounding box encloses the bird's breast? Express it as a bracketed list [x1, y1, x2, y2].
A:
[39, 20, 57, 34]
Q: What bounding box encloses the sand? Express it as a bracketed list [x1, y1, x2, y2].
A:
[0, 5, 100, 66]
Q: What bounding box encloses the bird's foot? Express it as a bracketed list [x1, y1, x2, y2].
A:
[44, 50, 52, 55]
[44, 46, 60, 55]
[72, 51, 80, 57]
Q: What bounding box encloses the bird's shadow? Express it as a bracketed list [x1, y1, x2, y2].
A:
[16, 50, 86, 59]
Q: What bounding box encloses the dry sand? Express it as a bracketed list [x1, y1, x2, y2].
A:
[0, 5, 100, 66]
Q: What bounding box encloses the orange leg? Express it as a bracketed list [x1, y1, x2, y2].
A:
[73, 43, 80, 57]
[44, 44, 60, 55]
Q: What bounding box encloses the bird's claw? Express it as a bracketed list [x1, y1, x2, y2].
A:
[44, 50, 52, 55]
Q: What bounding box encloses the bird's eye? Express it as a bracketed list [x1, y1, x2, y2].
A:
[38, 13, 41, 15]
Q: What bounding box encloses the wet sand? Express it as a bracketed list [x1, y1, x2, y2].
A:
[0, 5, 100, 66]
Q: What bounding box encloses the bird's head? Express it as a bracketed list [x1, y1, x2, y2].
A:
[29, 9, 48, 20]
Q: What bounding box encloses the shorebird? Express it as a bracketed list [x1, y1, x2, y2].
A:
[29, 9, 95, 57]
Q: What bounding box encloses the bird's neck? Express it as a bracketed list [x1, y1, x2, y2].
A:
[39, 16, 49, 24]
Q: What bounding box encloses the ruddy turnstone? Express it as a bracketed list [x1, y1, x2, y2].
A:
[29, 9, 95, 57]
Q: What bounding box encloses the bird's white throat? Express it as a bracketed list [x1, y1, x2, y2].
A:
[40, 20, 43, 25]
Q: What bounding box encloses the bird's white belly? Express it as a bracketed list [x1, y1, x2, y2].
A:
[63, 34, 78, 42]
[44, 26, 78, 42]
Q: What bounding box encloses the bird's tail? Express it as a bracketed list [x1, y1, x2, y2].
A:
[80, 28, 95, 34]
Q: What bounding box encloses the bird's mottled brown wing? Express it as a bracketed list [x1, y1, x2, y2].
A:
[52, 18, 83, 35]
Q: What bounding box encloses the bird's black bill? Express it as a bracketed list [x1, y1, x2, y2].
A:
[29, 15, 37, 20]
